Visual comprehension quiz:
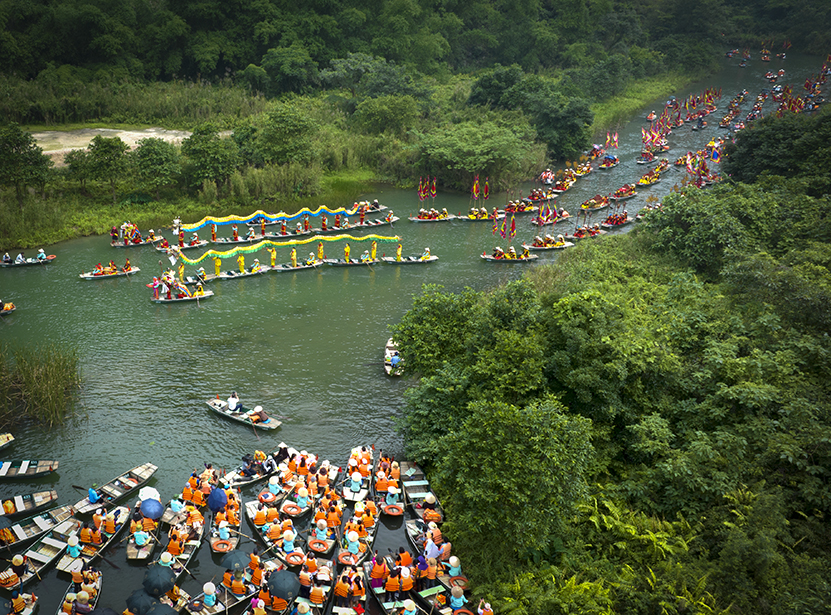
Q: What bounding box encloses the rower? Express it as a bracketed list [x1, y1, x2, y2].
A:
[123, 258, 131, 272]
[36, 248, 47, 261]
[246, 227, 257, 240]
[360, 250, 371, 263]
[250, 258, 262, 273]
[420, 247, 431, 261]
[507, 246, 517, 259]
[190, 233, 200, 245]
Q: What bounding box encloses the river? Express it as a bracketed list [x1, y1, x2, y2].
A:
[0, 51, 824, 611]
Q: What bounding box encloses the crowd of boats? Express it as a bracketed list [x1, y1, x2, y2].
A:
[0, 435, 471, 615]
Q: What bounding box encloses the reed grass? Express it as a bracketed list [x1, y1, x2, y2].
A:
[0, 342, 82, 428]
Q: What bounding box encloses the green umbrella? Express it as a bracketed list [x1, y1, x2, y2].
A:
[268, 569, 301, 600]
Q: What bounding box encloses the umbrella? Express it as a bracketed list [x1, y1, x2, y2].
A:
[140, 498, 164, 520]
[143, 564, 176, 598]
[126, 589, 158, 615]
[139, 487, 161, 502]
[145, 606, 178, 615]
[268, 569, 301, 600]
[220, 550, 250, 572]
[207, 487, 227, 513]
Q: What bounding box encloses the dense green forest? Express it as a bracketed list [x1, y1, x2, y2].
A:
[390, 111, 831, 613]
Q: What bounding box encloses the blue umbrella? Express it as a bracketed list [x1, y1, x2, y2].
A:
[207, 487, 228, 513]
[140, 498, 164, 520]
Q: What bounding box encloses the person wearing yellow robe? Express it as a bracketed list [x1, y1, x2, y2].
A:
[396, 244, 402, 261]
[344, 243, 351, 262]
[371, 241, 377, 261]
[291, 248, 297, 268]
[237, 254, 245, 274]
[214, 257, 222, 276]
[267, 248, 277, 267]
[317, 242, 324, 259]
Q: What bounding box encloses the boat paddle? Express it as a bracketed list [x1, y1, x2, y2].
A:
[95, 549, 121, 570]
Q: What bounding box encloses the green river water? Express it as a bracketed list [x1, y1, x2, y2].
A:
[0, 52, 824, 611]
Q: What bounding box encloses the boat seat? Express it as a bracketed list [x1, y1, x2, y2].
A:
[332, 608, 357, 615]
[296, 598, 312, 606]
[42, 536, 67, 550]
[407, 492, 431, 500]
[13, 496, 24, 511]
[383, 602, 406, 610]
[18, 460, 30, 474]
[33, 516, 52, 531]
[102, 485, 123, 498]
[0, 462, 11, 477]
[25, 550, 52, 564]
[12, 525, 27, 541]
[420, 586, 445, 597]
[403, 480, 429, 487]
[372, 586, 384, 595]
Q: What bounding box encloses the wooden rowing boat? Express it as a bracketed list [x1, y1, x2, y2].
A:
[401, 469, 444, 524]
[269, 261, 322, 272]
[413, 585, 452, 615]
[323, 259, 380, 267]
[217, 266, 272, 279]
[210, 235, 264, 245]
[0, 504, 75, 553]
[55, 504, 129, 572]
[221, 445, 298, 489]
[600, 218, 634, 230]
[341, 447, 373, 503]
[156, 240, 209, 251]
[407, 215, 456, 222]
[380, 256, 438, 265]
[154, 514, 207, 584]
[0, 433, 14, 452]
[73, 462, 158, 514]
[384, 338, 402, 377]
[111, 237, 162, 248]
[564, 230, 608, 241]
[499, 205, 539, 215]
[181, 561, 273, 615]
[0, 255, 56, 267]
[335, 521, 377, 569]
[480, 254, 538, 262]
[522, 241, 574, 251]
[364, 557, 411, 615]
[125, 499, 162, 562]
[0, 304, 15, 316]
[209, 485, 242, 553]
[610, 192, 637, 201]
[205, 398, 282, 431]
[0, 459, 58, 480]
[0, 516, 82, 588]
[1, 490, 59, 519]
[151, 290, 214, 303]
[457, 214, 504, 221]
[79, 267, 141, 279]
[55, 574, 100, 615]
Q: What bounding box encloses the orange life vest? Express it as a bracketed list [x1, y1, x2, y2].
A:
[105, 517, 116, 533]
[231, 577, 246, 594]
[401, 575, 414, 591]
[310, 586, 326, 604]
[142, 517, 157, 532]
[371, 561, 388, 579]
[80, 527, 93, 543]
[253, 509, 267, 526]
[167, 538, 182, 556]
[335, 580, 350, 597]
[385, 576, 400, 592]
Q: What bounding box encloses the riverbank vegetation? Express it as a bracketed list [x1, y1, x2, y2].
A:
[391, 111, 831, 613]
[0, 342, 82, 429]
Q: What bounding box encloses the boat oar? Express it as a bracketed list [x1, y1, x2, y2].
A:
[176, 560, 199, 583]
[96, 549, 122, 570]
[229, 528, 258, 542]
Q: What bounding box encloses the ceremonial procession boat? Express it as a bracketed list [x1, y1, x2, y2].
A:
[610, 186, 638, 201]
[1, 490, 58, 519]
[0, 516, 82, 588]
[269, 261, 323, 272]
[601, 216, 634, 230]
[0, 459, 58, 479]
[522, 241, 574, 251]
[637, 173, 661, 187]
[79, 266, 140, 280]
[156, 240, 210, 251]
[55, 504, 129, 573]
[0, 505, 75, 554]
[481, 253, 539, 262]
[407, 215, 456, 222]
[205, 398, 282, 431]
[458, 213, 504, 221]
[322, 259, 381, 267]
[151, 290, 214, 303]
[111, 237, 162, 248]
[380, 256, 438, 265]
[580, 195, 611, 212]
[73, 462, 158, 514]
[217, 266, 274, 280]
[598, 157, 619, 169]
[0, 255, 56, 267]
[565, 229, 608, 241]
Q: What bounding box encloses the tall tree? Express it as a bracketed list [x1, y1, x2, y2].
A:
[181, 124, 239, 190]
[87, 135, 129, 204]
[133, 138, 181, 200]
[0, 123, 53, 209]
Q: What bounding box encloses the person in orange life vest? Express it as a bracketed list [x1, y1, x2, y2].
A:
[230, 571, 246, 595]
[424, 557, 439, 589]
[309, 579, 326, 606]
[400, 565, 415, 592]
[478, 599, 494, 615]
[350, 573, 365, 608]
[222, 570, 234, 589]
[384, 566, 401, 602]
[370, 551, 388, 589]
[335, 574, 352, 607]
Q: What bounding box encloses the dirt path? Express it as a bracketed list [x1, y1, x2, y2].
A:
[33, 127, 194, 166]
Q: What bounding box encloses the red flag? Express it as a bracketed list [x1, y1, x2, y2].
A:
[472, 175, 480, 200]
[509, 215, 516, 240]
[430, 177, 437, 199]
[483, 177, 490, 200]
[613, 132, 619, 148]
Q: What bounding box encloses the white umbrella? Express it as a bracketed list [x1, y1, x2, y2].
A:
[139, 487, 161, 502]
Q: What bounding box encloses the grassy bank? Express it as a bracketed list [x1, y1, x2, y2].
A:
[0, 342, 82, 429]
[590, 72, 703, 135]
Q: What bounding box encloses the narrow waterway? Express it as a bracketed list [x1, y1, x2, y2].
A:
[0, 51, 823, 610]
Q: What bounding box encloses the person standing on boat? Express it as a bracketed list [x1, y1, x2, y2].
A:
[267, 247, 277, 267]
[213, 257, 222, 277]
[291, 248, 297, 268]
[237, 254, 245, 274]
[303, 214, 310, 232]
[231, 224, 239, 241]
[344, 243, 351, 263]
[228, 392, 241, 412]
[371, 241, 378, 260]
[317, 242, 325, 260]
[178, 229, 185, 248]
[396, 244, 403, 261]
[321, 215, 328, 231]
